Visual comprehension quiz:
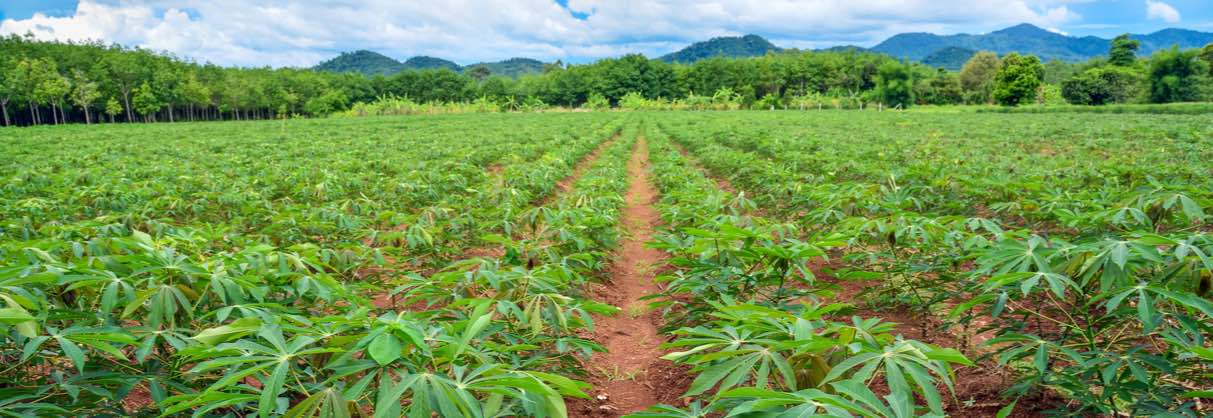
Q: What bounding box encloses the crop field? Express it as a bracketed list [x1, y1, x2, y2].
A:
[1, 111, 1211, 417]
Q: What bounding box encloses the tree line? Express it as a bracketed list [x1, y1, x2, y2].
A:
[2, 33, 1211, 127]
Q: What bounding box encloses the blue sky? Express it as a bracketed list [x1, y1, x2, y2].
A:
[2, 0, 1210, 67]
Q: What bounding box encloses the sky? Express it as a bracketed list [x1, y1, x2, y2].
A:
[1, 0, 1210, 68]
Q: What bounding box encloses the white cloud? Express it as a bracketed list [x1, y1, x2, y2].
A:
[1146, 0, 1181, 23]
[0, 0, 1085, 67]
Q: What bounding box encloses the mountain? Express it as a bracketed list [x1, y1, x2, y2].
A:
[817, 45, 868, 53]
[871, 23, 1213, 63]
[402, 56, 462, 71]
[314, 53, 545, 78]
[314, 50, 406, 75]
[464, 58, 546, 78]
[921, 47, 977, 71]
[659, 34, 781, 63]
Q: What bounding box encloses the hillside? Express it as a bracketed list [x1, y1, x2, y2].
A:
[659, 34, 781, 63]
[314, 53, 545, 77]
[871, 23, 1213, 62]
[402, 56, 462, 71]
[313, 50, 405, 75]
[921, 47, 977, 71]
[464, 58, 546, 78]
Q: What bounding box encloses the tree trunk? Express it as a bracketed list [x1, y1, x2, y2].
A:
[1, 99, 8, 127]
[168, 104, 174, 122]
[84, 106, 92, 124]
[122, 90, 133, 122]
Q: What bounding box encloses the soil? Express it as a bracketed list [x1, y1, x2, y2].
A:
[569, 136, 690, 417]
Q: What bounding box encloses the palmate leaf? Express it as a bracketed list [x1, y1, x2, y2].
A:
[819, 339, 969, 416]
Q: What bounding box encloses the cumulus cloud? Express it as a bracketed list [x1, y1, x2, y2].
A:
[1, 0, 1085, 67]
[1145, 0, 1180, 23]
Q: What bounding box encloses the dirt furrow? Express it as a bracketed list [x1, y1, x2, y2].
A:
[572, 136, 685, 418]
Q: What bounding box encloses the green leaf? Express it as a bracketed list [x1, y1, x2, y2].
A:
[368, 333, 402, 366]
[995, 399, 1017, 418]
[194, 317, 263, 345]
[925, 348, 973, 366]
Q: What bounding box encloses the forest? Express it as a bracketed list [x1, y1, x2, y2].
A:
[1, 33, 1211, 127]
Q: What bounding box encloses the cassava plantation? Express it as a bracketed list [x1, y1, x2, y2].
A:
[2, 4, 1213, 418]
[2, 110, 1210, 417]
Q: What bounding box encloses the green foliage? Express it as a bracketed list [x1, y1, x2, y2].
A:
[1201, 43, 1213, 75]
[104, 97, 122, 118]
[0, 113, 635, 416]
[304, 90, 349, 116]
[1108, 34, 1142, 66]
[1146, 47, 1210, 103]
[314, 50, 405, 75]
[1061, 66, 1142, 105]
[131, 81, 162, 118]
[875, 61, 915, 108]
[959, 51, 1000, 104]
[992, 53, 1045, 106]
[649, 110, 1213, 416]
[915, 70, 963, 105]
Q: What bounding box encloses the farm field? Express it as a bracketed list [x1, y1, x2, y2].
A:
[1, 111, 1211, 417]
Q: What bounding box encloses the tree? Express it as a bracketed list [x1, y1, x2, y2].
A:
[468, 66, 491, 82]
[1145, 46, 1203, 102]
[1108, 34, 1141, 67]
[104, 97, 122, 123]
[1061, 66, 1141, 105]
[916, 69, 963, 105]
[1146, 47, 1209, 103]
[992, 53, 1044, 106]
[1200, 43, 1213, 76]
[132, 81, 162, 122]
[874, 61, 914, 108]
[0, 56, 15, 126]
[958, 51, 1000, 104]
[31, 60, 70, 125]
[180, 73, 211, 121]
[69, 69, 101, 124]
[303, 89, 348, 116]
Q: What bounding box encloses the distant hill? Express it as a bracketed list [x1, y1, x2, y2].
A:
[316, 24, 1213, 77]
[816, 45, 868, 53]
[464, 58, 546, 78]
[659, 34, 781, 63]
[314, 50, 405, 75]
[314, 52, 545, 78]
[921, 47, 977, 71]
[402, 56, 461, 72]
[871, 23, 1213, 62]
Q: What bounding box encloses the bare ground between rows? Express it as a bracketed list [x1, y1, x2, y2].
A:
[569, 136, 691, 417]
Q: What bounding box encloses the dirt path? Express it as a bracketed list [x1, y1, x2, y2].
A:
[572, 136, 684, 417]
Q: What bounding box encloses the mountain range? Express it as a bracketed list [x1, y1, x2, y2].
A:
[313, 24, 1213, 76]
[314, 51, 545, 78]
[869, 23, 1213, 66]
